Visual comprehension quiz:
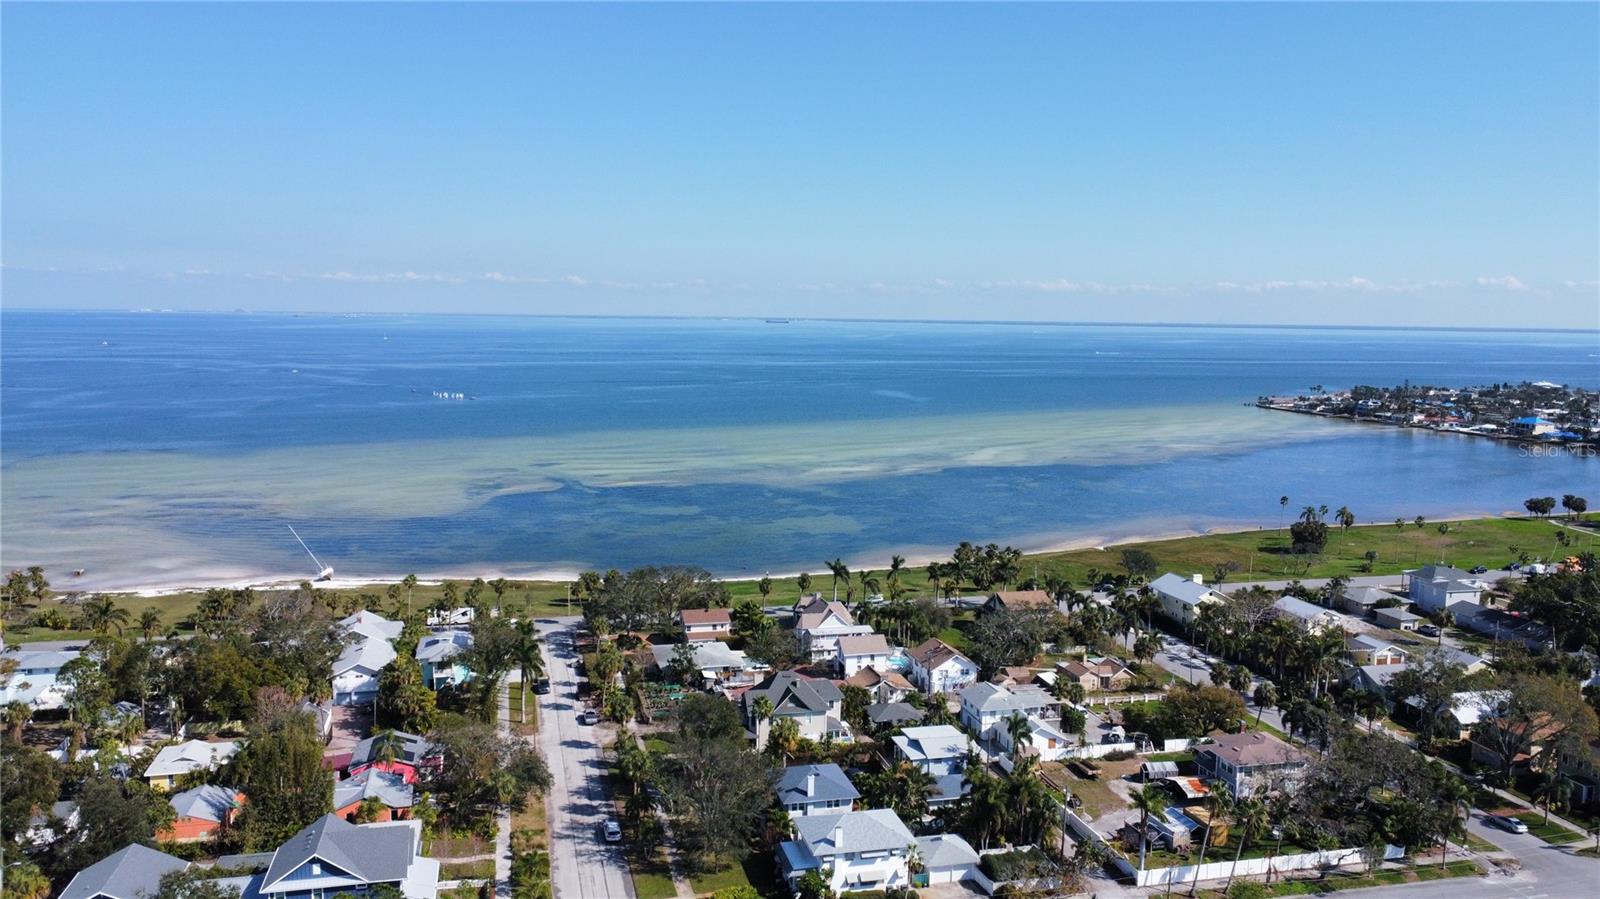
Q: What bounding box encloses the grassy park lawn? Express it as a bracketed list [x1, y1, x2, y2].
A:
[11, 514, 1589, 643]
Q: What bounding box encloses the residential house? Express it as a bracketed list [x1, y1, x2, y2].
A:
[1405, 565, 1490, 614]
[0, 640, 86, 710]
[891, 725, 974, 807]
[777, 763, 860, 817]
[1508, 416, 1557, 437]
[913, 833, 982, 887]
[1150, 573, 1226, 627]
[1405, 690, 1508, 742]
[1348, 663, 1409, 705]
[145, 739, 241, 791]
[348, 731, 435, 784]
[23, 800, 79, 847]
[1470, 715, 1560, 776]
[777, 808, 917, 895]
[333, 636, 397, 707]
[334, 768, 415, 822]
[743, 670, 850, 750]
[905, 638, 979, 696]
[1373, 606, 1422, 631]
[1056, 656, 1136, 692]
[679, 607, 733, 642]
[1344, 634, 1407, 667]
[843, 666, 915, 705]
[958, 681, 1056, 741]
[424, 606, 476, 627]
[1435, 645, 1491, 675]
[649, 640, 768, 689]
[339, 609, 404, 643]
[989, 666, 1038, 686]
[414, 631, 473, 690]
[865, 702, 924, 729]
[60, 844, 190, 899]
[1272, 596, 1346, 633]
[982, 590, 1056, 614]
[998, 713, 1075, 762]
[794, 601, 874, 662]
[1340, 586, 1402, 617]
[300, 699, 334, 743]
[258, 814, 440, 899]
[161, 784, 244, 842]
[1195, 731, 1309, 798]
[835, 633, 893, 678]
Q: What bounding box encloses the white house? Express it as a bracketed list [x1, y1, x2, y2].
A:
[906, 638, 979, 696]
[333, 637, 397, 706]
[1149, 573, 1225, 627]
[958, 681, 1056, 742]
[794, 601, 874, 662]
[777, 808, 916, 895]
[679, 607, 733, 642]
[145, 739, 241, 791]
[258, 814, 439, 899]
[1271, 596, 1346, 634]
[1374, 606, 1422, 631]
[997, 713, 1075, 761]
[777, 763, 861, 817]
[0, 642, 84, 711]
[1405, 565, 1490, 614]
[914, 834, 982, 886]
[650, 640, 769, 689]
[339, 609, 404, 643]
[1195, 731, 1309, 798]
[835, 633, 892, 678]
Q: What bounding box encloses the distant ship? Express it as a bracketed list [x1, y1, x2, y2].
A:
[765, 319, 791, 324]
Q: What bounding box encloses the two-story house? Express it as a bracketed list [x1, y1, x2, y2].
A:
[777, 763, 861, 817]
[958, 681, 1056, 742]
[743, 670, 851, 750]
[891, 724, 974, 807]
[794, 600, 874, 662]
[144, 739, 241, 792]
[1194, 731, 1308, 798]
[906, 638, 979, 696]
[339, 609, 404, 643]
[777, 808, 917, 896]
[1405, 565, 1490, 614]
[679, 607, 733, 641]
[60, 844, 191, 899]
[1149, 573, 1225, 628]
[414, 631, 473, 690]
[1055, 657, 1135, 692]
[649, 640, 769, 690]
[843, 666, 916, 705]
[835, 633, 892, 677]
[333, 636, 397, 707]
[1343, 634, 1407, 667]
[257, 814, 440, 899]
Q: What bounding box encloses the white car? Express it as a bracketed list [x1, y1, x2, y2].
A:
[578, 709, 599, 726]
[602, 819, 623, 842]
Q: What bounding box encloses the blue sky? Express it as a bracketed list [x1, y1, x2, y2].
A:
[4, 2, 1597, 327]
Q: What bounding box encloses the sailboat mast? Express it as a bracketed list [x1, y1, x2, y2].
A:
[287, 524, 325, 571]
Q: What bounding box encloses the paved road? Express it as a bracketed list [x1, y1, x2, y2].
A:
[536, 619, 635, 899]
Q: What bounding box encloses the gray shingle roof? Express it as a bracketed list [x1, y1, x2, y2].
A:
[866, 702, 924, 726]
[777, 763, 860, 807]
[262, 814, 418, 889]
[169, 784, 240, 824]
[334, 768, 416, 810]
[743, 670, 841, 719]
[1151, 573, 1220, 607]
[793, 808, 915, 857]
[60, 844, 189, 899]
[892, 725, 971, 763]
[349, 730, 432, 768]
[915, 833, 979, 869]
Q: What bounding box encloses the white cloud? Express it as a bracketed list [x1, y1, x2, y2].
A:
[1474, 275, 1527, 291]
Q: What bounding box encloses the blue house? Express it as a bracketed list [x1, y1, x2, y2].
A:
[415, 631, 473, 690]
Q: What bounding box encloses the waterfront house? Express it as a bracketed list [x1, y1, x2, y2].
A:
[891, 724, 974, 807]
[333, 636, 397, 707]
[1373, 606, 1422, 631]
[1340, 586, 1402, 617]
[982, 590, 1055, 613]
[649, 640, 768, 689]
[844, 666, 916, 704]
[1194, 731, 1308, 798]
[60, 844, 190, 899]
[424, 606, 477, 627]
[906, 638, 979, 696]
[794, 601, 874, 662]
[161, 784, 243, 842]
[334, 768, 415, 822]
[1508, 416, 1557, 437]
[258, 814, 439, 899]
[1150, 573, 1225, 628]
[1272, 596, 1346, 633]
[743, 670, 850, 750]
[1056, 656, 1136, 692]
[958, 681, 1056, 741]
[777, 808, 916, 895]
[339, 609, 404, 643]
[678, 607, 733, 641]
[0, 640, 86, 711]
[145, 739, 241, 791]
[1344, 634, 1407, 667]
[1405, 565, 1490, 614]
[866, 702, 924, 728]
[777, 763, 860, 817]
[835, 633, 893, 677]
[414, 630, 473, 690]
[348, 730, 435, 783]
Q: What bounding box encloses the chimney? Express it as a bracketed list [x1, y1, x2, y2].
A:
[806, 770, 817, 797]
[832, 823, 844, 849]
[1192, 573, 1204, 584]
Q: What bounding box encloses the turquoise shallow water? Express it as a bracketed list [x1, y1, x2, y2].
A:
[2, 311, 1596, 587]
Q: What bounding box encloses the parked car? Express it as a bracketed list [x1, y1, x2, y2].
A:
[1468, 565, 1489, 575]
[1506, 562, 1522, 571]
[1488, 815, 1529, 834]
[601, 819, 623, 842]
[533, 678, 551, 695]
[1418, 624, 1441, 637]
[578, 709, 599, 726]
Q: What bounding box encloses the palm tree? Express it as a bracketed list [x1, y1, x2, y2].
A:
[1441, 774, 1472, 862]
[1188, 780, 1233, 895]
[513, 620, 546, 723]
[1225, 798, 1269, 891]
[1129, 783, 1170, 871]
[82, 595, 129, 634]
[1278, 495, 1289, 531]
[1004, 712, 1033, 756]
[137, 608, 163, 639]
[767, 716, 800, 760]
[826, 559, 848, 602]
[402, 573, 418, 615]
[1251, 683, 1278, 729]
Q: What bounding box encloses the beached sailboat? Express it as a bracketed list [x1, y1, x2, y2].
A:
[287, 524, 335, 581]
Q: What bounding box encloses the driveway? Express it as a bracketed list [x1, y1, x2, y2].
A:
[535, 619, 635, 899]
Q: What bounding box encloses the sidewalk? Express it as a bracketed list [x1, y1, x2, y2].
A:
[495, 681, 513, 897]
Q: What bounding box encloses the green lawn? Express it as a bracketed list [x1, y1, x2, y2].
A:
[439, 859, 496, 880]
[9, 513, 1590, 643]
[1196, 859, 1481, 897]
[628, 849, 679, 899]
[1525, 819, 1584, 845]
[508, 682, 538, 735]
[688, 853, 779, 897]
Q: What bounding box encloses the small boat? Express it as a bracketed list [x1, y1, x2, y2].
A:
[287, 524, 335, 581]
[72, 568, 86, 577]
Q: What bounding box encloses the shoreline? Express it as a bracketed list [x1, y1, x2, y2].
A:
[84, 509, 1530, 598]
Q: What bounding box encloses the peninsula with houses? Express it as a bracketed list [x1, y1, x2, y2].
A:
[1257, 381, 1597, 450]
